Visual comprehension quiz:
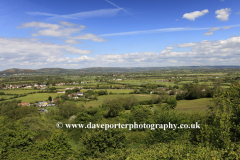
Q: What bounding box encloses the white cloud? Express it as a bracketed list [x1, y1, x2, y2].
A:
[73, 33, 105, 42]
[18, 21, 85, 37]
[0, 37, 91, 67]
[2, 36, 240, 69]
[223, 26, 231, 30]
[204, 32, 213, 36]
[18, 21, 105, 43]
[59, 21, 78, 27]
[215, 8, 231, 21]
[182, 9, 209, 21]
[236, 11, 240, 14]
[26, 8, 122, 20]
[166, 46, 173, 50]
[64, 39, 81, 44]
[100, 24, 240, 37]
[178, 43, 197, 48]
[208, 27, 220, 32]
[100, 27, 210, 37]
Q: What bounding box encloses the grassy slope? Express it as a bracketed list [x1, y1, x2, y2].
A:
[176, 98, 213, 113]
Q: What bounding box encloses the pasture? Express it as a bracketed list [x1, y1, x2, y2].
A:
[74, 94, 152, 108]
[3, 89, 40, 94]
[6, 93, 62, 103]
[176, 98, 213, 113]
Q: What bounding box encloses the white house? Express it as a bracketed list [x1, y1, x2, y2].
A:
[77, 92, 83, 96]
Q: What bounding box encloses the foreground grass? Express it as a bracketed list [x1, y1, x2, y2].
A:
[176, 98, 213, 113]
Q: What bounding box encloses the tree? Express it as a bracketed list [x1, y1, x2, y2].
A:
[81, 129, 126, 158]
[166, 96, 177, 109]
[0, 117, 34, 159]
[58, 102, 78, 119]
[123, 96, 139, 110]
[130, 106, 153, 124]
[48, 96, 52, 102]
[37, 130, 74, 159]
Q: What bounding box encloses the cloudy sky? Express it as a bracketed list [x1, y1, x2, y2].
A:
[0, 0, 240, 70]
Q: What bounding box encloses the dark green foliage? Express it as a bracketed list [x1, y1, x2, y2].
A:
[108, 99, 124, 117]
[80, 129, 126, 158]
[0, 117, 34, 159]
[65, 88, 80, 94]
[122, 95, 139, 110]
[97, 90, 108, 95]
[179, 83, 213, 100]
[0, 92, 5, 95]
[58, 101, 79, 119]
[48, 96, 52, 101]
[129, 106, 153, 124]
[35, 130, 74, 159]
[166, 96, 177, 109]
[0, 103, 38, 120]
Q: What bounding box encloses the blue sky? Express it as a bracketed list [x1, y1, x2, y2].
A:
[0, 0, 240, 70]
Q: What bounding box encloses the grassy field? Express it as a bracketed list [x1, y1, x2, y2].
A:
[3, 89, 40, 94]
[6, 93, 62, 103]
[0, 95, 14, 99]
[74, 94, 152, 108]
[175, 98, 213, 113]
[81, 89, 134, 94]
[117, 80, 176, 87]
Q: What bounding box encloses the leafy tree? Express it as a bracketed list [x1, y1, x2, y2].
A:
[108, 99, 124, 117]
[123, 96, 139, 110]
[81, 129, 126, 158]
[36, 130, 74, 159]
[166, 96, 177, 109]
[130, 106, 153, 124]
[0, 117, 34, 159]
[48, 96, 52, 102]
[58, 102, 78, 119]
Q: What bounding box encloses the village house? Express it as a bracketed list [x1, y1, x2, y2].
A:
[57, 91, 65, 93]
[77, 92, 83, 96]
[72, 93, 77, 96]
[18, 102, 30, 106]
[73, 97, 79, 99]
[38, 101, 48, 107]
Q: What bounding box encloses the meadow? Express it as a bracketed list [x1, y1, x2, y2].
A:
[74, 94, 152, 108]
[3, 89, 40, 94]
[6, 93, 62, 103]
[175, 98, 213, 113]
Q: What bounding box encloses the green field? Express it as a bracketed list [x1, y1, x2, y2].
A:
[6, 93, 62, 103]
[81, 89, 134, 93]
[3, 89, 40, 94]
[0, 95, 14, 100]
[176, 98, 213, 113]
[74, 94, 152, 108]
[117, 80, 176, 87]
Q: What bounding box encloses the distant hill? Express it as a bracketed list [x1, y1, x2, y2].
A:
[1, 66, 240, 75]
